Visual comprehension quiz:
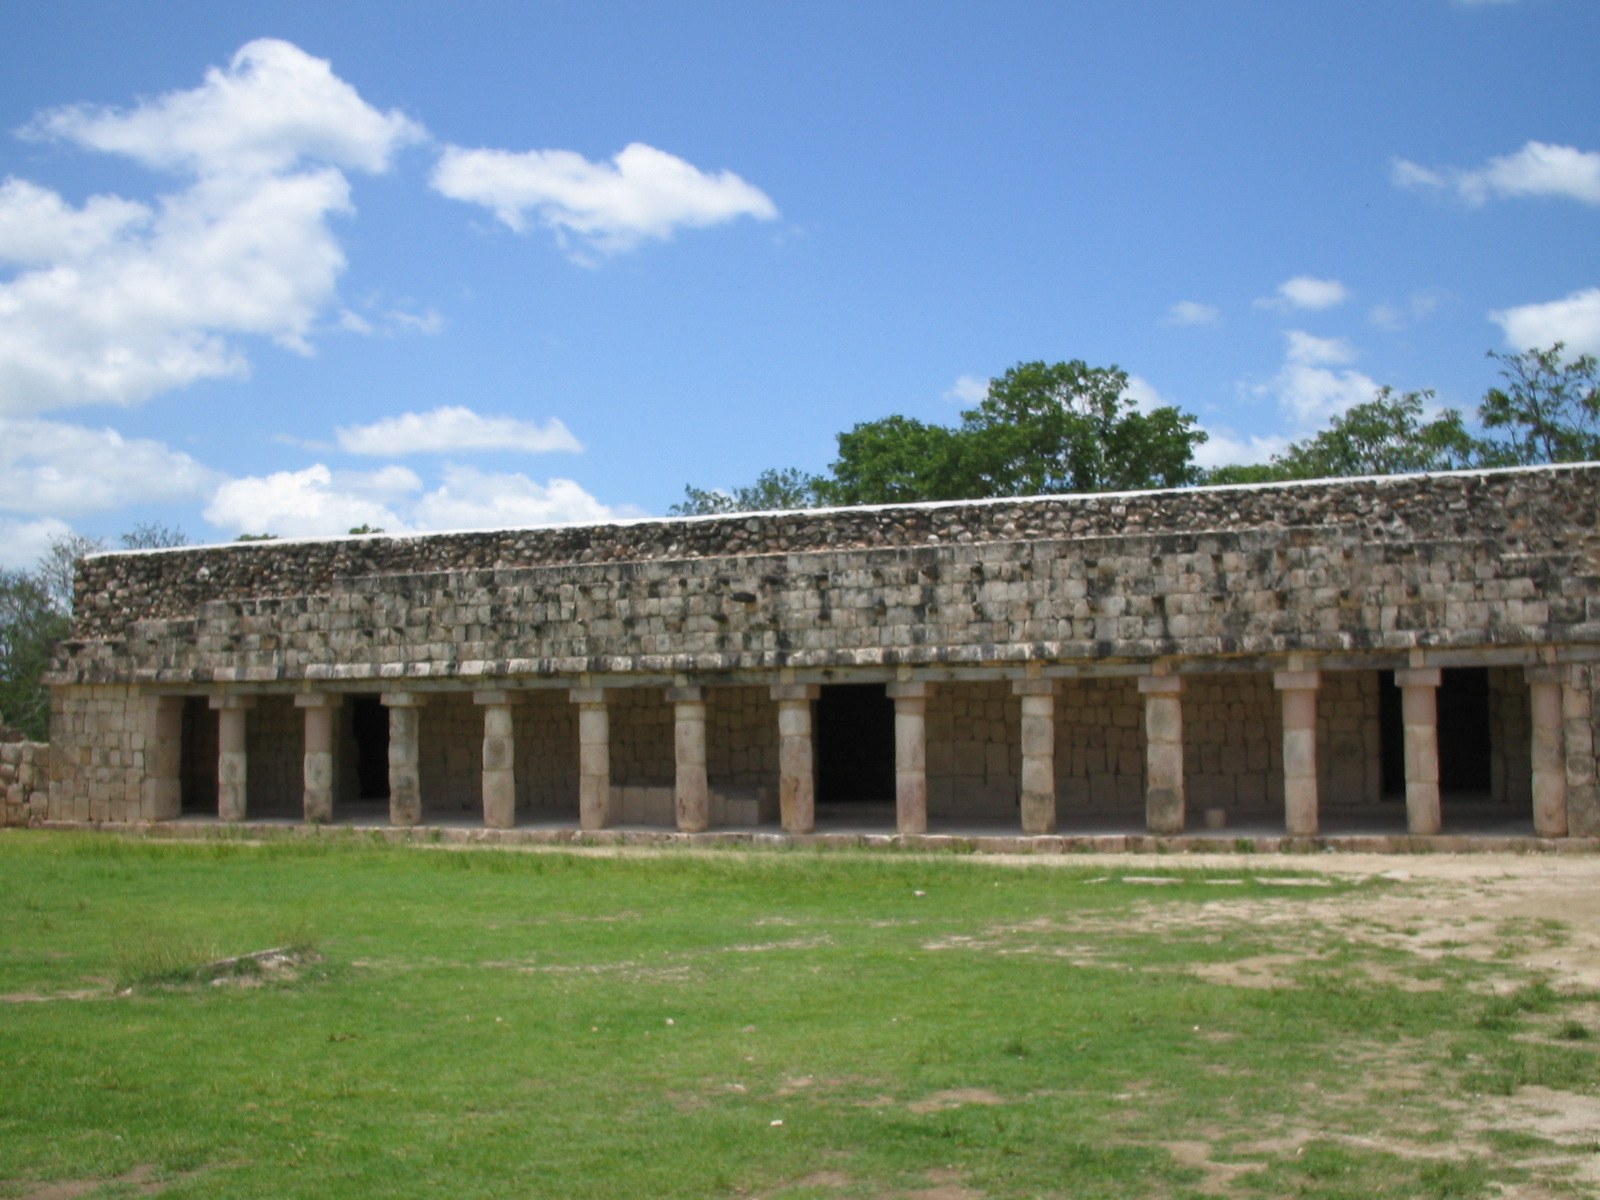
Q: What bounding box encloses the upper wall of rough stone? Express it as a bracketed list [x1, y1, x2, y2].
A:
[51, 465, 1600, 686]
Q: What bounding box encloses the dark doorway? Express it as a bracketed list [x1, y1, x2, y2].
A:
[179, 696, 217, 814]
[1379, 667, 1492, 797]
[351, 695, 390, 800]
[816, 684, 895, 803]
[1438, 667, 1492, 793]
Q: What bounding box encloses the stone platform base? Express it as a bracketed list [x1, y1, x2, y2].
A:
[25, 818, 1600, 856]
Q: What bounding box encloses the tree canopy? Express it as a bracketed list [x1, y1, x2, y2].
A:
[677, 343, 1600, 514]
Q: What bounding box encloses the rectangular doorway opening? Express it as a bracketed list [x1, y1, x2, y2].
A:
[1379, 667, 1493, 799]
[816, 684, 894, 805]
[351, 695, 390, 801]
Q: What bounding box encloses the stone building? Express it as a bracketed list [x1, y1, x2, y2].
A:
[38, 464, 1600, 841]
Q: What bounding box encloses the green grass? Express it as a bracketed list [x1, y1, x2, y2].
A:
[0, 832, 1595, 1198]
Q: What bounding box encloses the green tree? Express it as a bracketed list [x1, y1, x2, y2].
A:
[0, 570, 69, 740]
[816, 416, 969, 506]
[955, 360, 1206, 495]
[668, 467, 826, 516]
[1478, 342, 1600, 465]
[1206, 388, 1479, 484]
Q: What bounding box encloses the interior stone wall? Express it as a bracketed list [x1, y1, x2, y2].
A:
[1489, 667, 1533, 807]
[513, 690, 578, 813]
[1, 739, 49, 826]
[1055, 677, 1145, 817]
[245, 695, 302, 817]
[610, 686, 673, 787]
[706, 685, 778, 791]
[927, 682, 1020, 819]
[1317, 670, 1382, 808]
[417, 691, 481, 815]
[1183, 673, 1282, 817]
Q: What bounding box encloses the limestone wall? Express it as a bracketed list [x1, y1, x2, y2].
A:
[1, 738, 50, 827]
[418, 692, 481, 815]
[706, 686, 779, 791]
[1055, 678, 1145, 816]
[48, 685, 142, 823]
[52, 466, 1600, 687]
[513, 690, 578, 813]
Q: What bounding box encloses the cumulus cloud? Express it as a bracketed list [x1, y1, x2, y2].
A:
[0, 516, 76, 570]
[431, 141, 777, 258]
[0, 39, 423, 414]
[204, 463, 419, 538]
[1256, 276, 1350, 312]
[1392, 141, 1600, 206]
[1257, 330, 1382, 429]
[1193, 430, 1291, 472]
[335, 406, 582, 456]
[0, 418, 221, 516]
[412, 465, 643, 530]
[943, 374, 989, 404]
[203, 461, 636, 538]
[1163, 300, 1221, 327]
[1490, 288, 1600, 355]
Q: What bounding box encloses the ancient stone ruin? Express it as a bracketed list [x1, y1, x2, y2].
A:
[29, 463, 1600, 845]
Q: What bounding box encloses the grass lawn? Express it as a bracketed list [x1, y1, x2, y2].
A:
[0, 832, 1596, 1198]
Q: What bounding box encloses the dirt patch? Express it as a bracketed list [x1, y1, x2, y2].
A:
[907, 1087, 1006, 1114]
[7, 1165, 188, 1199]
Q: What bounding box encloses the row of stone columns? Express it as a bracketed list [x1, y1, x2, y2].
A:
[145, 663, 1574, 837]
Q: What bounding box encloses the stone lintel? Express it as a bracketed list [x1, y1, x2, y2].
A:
[569, 687, 607, 705]
[1525, 664, 1568, 685]
[209, 694, 257, 710]
[294, 693, 342, 708]
[665, 686, 704, 704]
[380, 692, 427, 708]
[1011, 679, 1057, 696]
[1394, 668, 1442, 690]
[472, 689, 522, 706]
[1137, 675, 1183, 695]
[1273, 670, 1322, 692]
[771, 684, 821, 702]
[886, 681, 932, 699]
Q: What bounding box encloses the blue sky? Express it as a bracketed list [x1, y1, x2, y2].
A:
[1, 0, 1597, 564]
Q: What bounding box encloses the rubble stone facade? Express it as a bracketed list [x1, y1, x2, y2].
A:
[38, 464, 1600, 840]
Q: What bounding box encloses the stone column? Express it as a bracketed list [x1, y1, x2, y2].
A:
[381, 692, 426, 827]
[1526, 666, 1568, 838]
[772, 684, 820, 833]
[142, 695, 185, 822]
[669, 686, 709, 832]
[887, 682, 931, 835]
[1013, 680, 1057, 835]
[1139, 675, 1185, 835]
[1395, 668, 1442, 836]
[210, 695, 255, 823]
[1274, 670, 1321, 836]
[570, 687, 610, 831]
[295, 693, 342, 824]
[475, 690, 521, 830]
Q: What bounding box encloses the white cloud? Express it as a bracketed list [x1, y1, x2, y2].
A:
[943, 374, 989, 404]
[335, 406, 583, 456]
[204, 464, 419, 538]
[1122, 374, 1169, 414]
[24, 38, 424, 178]
[1392, 141, 1600, 206]
[1490, 288, 1600, 355]
[0, 516, 75, 570]
[1163, 300, 1221, 326]
[1257, 276, 1350, 312]
[0, 418, 221, 516]
[1193, 430, 1291, 471]
[0, 39, 424, 414]
[431, 141, 777, 258]
[1370, 291, 1443, 332]
[411, 465, 641, 530]
[1258, 330, 1381, 428]
[203, 460, 636, 538]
